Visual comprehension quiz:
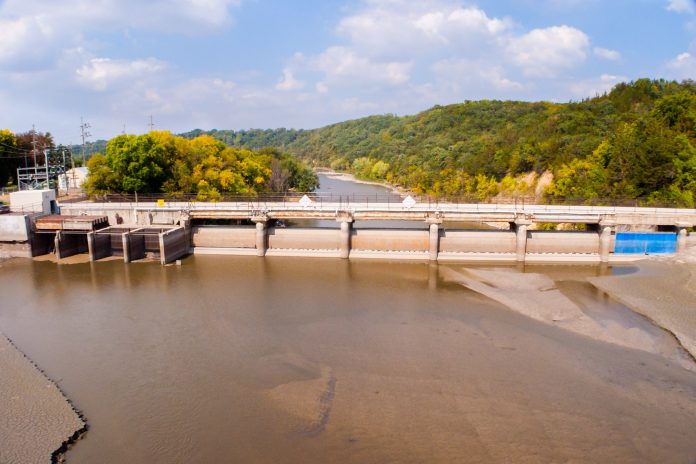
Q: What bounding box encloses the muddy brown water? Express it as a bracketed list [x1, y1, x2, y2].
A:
[1, 257, 696, 463]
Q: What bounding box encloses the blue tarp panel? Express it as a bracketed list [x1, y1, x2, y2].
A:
[614, 232, 677, 254]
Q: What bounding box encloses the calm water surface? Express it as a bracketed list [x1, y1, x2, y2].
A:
[1, 256, 696, 463]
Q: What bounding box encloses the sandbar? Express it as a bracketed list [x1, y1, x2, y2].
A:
[0, 333, 85, 463]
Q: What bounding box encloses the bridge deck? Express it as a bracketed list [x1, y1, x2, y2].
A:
[61, 201, 696, 226]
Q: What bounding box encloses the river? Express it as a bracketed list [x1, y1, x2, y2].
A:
[0, 175, 695, 463]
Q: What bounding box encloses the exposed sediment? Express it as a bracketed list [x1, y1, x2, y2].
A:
[441, 266, 694, 368]
[0, 333, 86, 464]
[264, 355, 337, 436]
[589, 253, 696, 361]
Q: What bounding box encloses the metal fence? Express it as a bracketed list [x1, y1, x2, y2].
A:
[83, 192, 694, 210]
[0, 186, 19, 196]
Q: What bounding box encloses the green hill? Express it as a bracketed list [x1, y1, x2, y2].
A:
[184, 78, 696, 206]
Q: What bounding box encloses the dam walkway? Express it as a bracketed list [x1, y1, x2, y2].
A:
[56, 195, 696, 264]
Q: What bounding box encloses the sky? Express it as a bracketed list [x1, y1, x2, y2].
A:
[0, 0, 695, 143]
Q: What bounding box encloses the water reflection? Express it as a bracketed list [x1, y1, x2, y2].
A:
[0, 254, 695, 463]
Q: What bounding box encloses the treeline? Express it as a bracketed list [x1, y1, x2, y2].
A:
[85, 132, 318, 198]
[187, 79, 696, 206]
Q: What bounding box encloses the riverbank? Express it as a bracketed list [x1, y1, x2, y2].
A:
[317, 168, 405, 196]
[0, 332, 85, 463]
[589, 249, 696, 360]
[440, 266, 695, 370]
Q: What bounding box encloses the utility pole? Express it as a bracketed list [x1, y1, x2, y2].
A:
[31, 125, 38, 176]
[148, 115, 155, 132]
[80, 117, 91, 166]
[70, 144, 76, 191]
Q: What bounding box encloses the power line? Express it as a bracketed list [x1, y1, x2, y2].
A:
[0, 142, 30, 155]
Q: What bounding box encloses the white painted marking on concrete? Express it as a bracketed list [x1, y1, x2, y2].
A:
[299, 195, 313, 208]
[402, 196, 416, 209]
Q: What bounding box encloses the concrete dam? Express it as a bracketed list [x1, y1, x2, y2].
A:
[45, 195, 696, 264]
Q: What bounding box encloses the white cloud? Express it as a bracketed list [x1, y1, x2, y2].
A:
[668, 51, 696, 78]
[0, 0, 241, 71]
[507, 26, 590, 77]
[593, 47, 621, 61]
[432, 58, 523, 92]
[0, 16, 63, 71]
[0, 0, 624, 141]
[569, 74, 627, 98]
[76, 58, 167, 91]
[308, 46, 412, 85]
[667, 0, 695, 14]
[0, 0, 242, 30]
[275, 68, 305, 91]
[336, 2, 512, 59]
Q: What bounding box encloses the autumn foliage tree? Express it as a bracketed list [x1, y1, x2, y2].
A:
[84, 132, 318, 198]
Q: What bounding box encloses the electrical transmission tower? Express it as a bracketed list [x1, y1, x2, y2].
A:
[16, 126, 69, 191]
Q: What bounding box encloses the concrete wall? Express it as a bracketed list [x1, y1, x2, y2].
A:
[10, 190, 56, 214]
[0, 242, 32, 258]
[351, 229, 429, 252]
[59, 205, 186, 227]
[159, 227, 189, 264]
[0, 215, 31, 241]
[191, 226, 256, 248]
[526, 231, 600, 254]
[440, 230, 516, 253]
[268, 228, 339, 250]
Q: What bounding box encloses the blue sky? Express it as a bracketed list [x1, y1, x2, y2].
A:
[0, 0, 695, 143]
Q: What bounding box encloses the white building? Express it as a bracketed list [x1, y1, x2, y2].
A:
[9, 189, 57, 214]
[59, 167, 89, 191]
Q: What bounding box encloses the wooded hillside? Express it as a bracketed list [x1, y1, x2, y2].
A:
[183, 79, 696, 206]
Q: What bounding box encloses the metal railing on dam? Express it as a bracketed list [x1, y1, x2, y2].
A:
[56, 194, 696, 265]
[62, 193, 696, 226]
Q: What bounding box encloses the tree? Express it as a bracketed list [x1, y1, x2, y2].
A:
[104, 133, 173, 193]
[0, 129, 19, 187]
[84, 132, 317, 197]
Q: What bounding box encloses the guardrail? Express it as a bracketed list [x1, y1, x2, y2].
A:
[83, 192, 693, 209]
[7, 201, 46, 214]
[61, 199, 696, 219]
[0, 186, 19, 196]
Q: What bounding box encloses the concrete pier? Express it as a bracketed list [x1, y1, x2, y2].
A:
[676, 222, 692, 254]
[599, 226, 613, 263]
[513, 220, 531, 263]
[159, 227, 189, 264]
[339, 220, 352, 259]
[122, 232, 132, 263]
[428, 223, 440, 261]
[255, 220, 267, 257]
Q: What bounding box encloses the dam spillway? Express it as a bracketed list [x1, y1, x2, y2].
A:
[51, 195, 696, 264]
